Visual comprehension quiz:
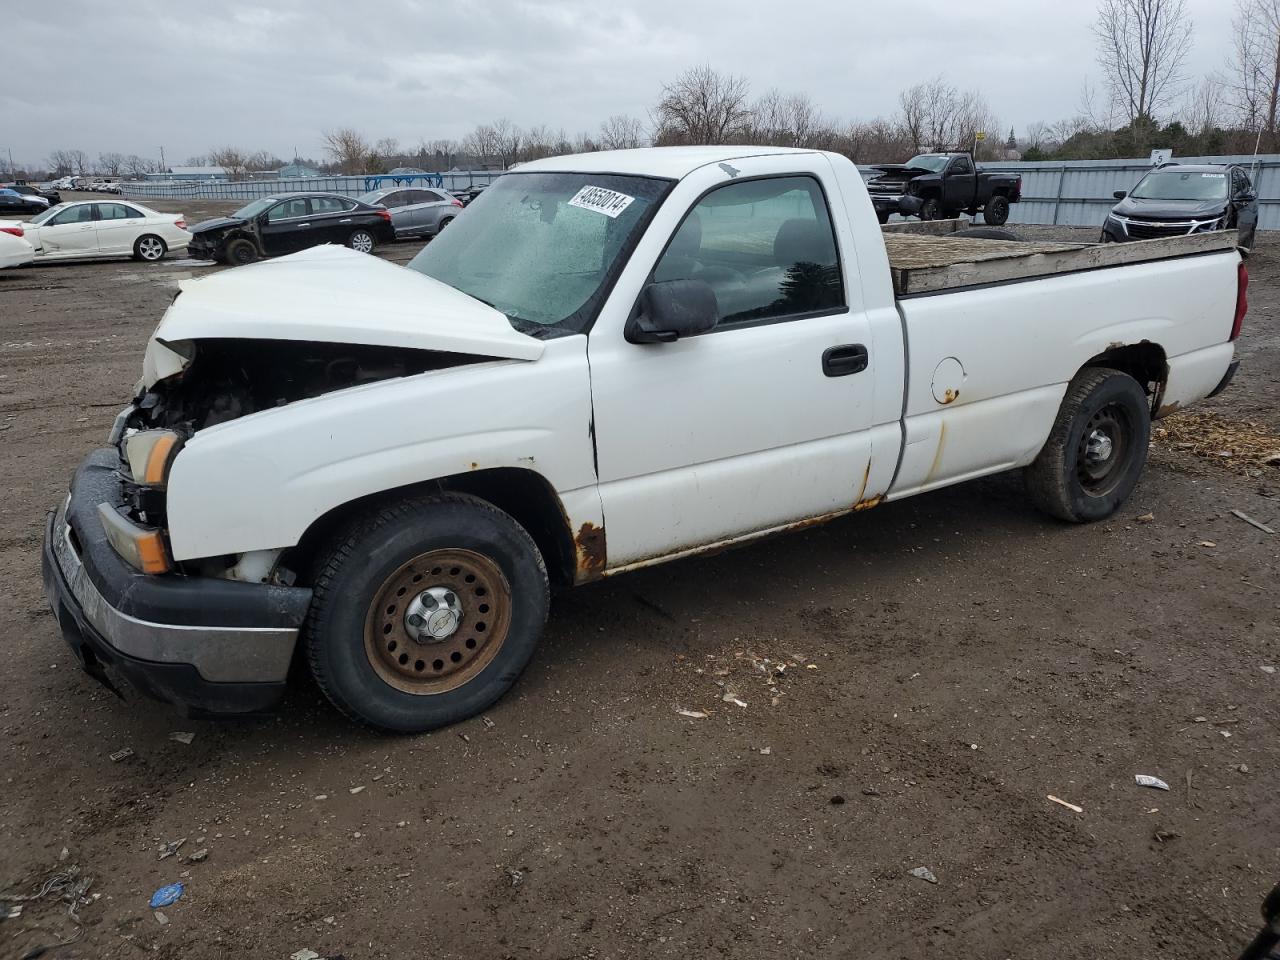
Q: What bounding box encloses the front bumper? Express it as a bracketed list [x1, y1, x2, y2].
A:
[186, 237, 222, 260]
[41, 448, 313, 717]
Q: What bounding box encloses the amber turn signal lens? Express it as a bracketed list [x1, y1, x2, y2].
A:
[124, 430, 182, 487]
[97, 503, 172, 574]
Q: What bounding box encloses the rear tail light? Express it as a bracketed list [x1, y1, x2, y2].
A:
[452, 198, 464, 207]
[0, 225, 23, 238]
[1232, 261, 1248, 341]
[377, 209, 392, 222]
[174, 219, 186, 229]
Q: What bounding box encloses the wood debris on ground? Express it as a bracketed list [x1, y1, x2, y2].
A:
[1156, 412, 1280, 472]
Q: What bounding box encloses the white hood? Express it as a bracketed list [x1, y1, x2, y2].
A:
[143, 245, 543, 385]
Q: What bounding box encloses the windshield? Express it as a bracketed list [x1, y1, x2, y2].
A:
[28, 203, 66, 225]
[904, 155, 950, 172]
[1131, 170, 1228, 202]
[232, 197, 278, 219]
[408, 172, 670, 333]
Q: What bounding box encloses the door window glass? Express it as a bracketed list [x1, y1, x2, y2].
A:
[380, 192, 408, 209]
[267, 198, 309, 221]
[651, 176, 844, 327]
[950, 156, 973, 175]
[312, 197, 354, 214]
[50, 205, 95, 225]
[96, 203, 142, 220]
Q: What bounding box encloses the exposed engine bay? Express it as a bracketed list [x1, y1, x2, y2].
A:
[126, 338, 487, 434]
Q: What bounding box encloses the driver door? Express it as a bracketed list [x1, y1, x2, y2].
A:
[943, 155, 974, 210]
[34, 203, 101, 258]
[587, 155, 883, 569]
[260, 197, 312, 254]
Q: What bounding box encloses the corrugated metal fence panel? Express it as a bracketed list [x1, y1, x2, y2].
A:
[120, 172, 500, 201]
[861, 154, 1280, 230]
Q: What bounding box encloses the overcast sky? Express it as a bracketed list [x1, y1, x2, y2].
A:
[5, 0, 1234, 167]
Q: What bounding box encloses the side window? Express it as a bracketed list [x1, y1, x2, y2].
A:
[381, 192, 408, 209]
[1233, 169, 1252, 195]
[267, 198, 309, 221]
[651, 175, 844, 327]
[418, 190, 444, 203]
[51, 205, 95, 225]
[96, 203, 141, 220]
[313, 196, 354, 214]
[950, 156, 972, 175]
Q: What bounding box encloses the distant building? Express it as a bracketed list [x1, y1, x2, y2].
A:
[144, 166, 229, 182]
[387, 166, 427, 176]
[277, 161, 321, 178]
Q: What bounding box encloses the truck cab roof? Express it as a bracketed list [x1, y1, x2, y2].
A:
[515, 146, 820, 180]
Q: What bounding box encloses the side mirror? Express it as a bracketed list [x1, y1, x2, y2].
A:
[1113, 190, 1127, 200]
[625, 279, 719, 344]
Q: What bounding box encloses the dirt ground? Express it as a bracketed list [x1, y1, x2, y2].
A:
[1, 200, 1278, 960]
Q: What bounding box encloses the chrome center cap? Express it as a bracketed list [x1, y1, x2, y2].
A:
[405, 587, 463, 643]
[1085, 429, 1113, 463]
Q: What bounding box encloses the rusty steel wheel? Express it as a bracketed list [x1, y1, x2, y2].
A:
[305, 494, 549, 732]
[365, 549, 512, 695]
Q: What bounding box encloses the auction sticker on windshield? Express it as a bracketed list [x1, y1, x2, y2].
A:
[568, 186, 635, 218]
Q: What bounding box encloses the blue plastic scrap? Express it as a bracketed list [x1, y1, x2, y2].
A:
[149, 883, 184, 909]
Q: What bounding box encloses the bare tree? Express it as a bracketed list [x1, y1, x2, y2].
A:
[96, 152, 125, 176]
[46, 149, 77, 176]
[491, 119, 522, 168]
[653, 65, 751, 144]
[462, 124, 498, 166]
[208, 147, 249, 179]
[1226, 0, 1280, 146]
[747, 91, 821, 146]
[896, 77, 1000, 155]
[322, 128, 372, 175]
[1094, 0, 1194, 124]
[598, 114, 646, 150]
[124, 154, 159, 177]
[521, 124, 556, 161]
[245, 150, 283, 172]
[1180, 77, 1224, 137]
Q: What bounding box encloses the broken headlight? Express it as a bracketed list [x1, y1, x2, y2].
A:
[124, 429, 183, 487]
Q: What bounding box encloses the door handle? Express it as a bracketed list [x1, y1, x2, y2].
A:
[339, 218, 352, 223]
[822, 344, 869, 377]
[297, 223, 310, 227]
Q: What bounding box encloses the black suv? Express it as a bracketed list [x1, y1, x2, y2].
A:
[1102, 163, 1259, 252]
[188, 193, 396, 265]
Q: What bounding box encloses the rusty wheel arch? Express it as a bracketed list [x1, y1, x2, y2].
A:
[290, 467, 580, 589]
[1084, 342, 1169, 416]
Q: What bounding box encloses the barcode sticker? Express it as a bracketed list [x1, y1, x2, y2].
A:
[568, 185, 635, 218]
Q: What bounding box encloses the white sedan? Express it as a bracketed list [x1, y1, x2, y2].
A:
[0, 200, 191, 262]
[0, 228, 35, 268]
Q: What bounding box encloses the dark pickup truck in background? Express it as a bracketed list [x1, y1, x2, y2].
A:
[866, 152, 1022, 224]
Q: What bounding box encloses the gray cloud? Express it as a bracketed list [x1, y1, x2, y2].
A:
[4, 0, 1235, 167]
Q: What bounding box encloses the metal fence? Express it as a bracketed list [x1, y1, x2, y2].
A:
[119, 170, 501, 202]
[971, 153, 1280, 229]
[124, 154, 1280, 230]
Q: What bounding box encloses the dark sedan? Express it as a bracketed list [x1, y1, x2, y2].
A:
[4, 183, 61, 205]
[1101, 163, 1258, 252]
[0, 188, 48, 214]
[188, 193, 396, 265]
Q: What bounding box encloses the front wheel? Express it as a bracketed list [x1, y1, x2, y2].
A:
[304, 494, 549, 732]
[347, 229, 376, 254]
[133, 234, 167, 261]
[223, 238, 258, 265]
[983, 195, 1010, 226]
[1024, 367, 1151, 522]
[919, 197, 940, 221]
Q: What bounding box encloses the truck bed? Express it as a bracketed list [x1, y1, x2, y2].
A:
[882, 219, 1239, 296]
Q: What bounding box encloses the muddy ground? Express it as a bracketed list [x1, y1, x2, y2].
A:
[1, 200, 1278, 960]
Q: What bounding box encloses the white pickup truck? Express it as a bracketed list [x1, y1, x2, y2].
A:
[42, 146, 1247, 731]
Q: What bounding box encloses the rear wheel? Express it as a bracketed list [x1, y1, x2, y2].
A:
[304, 494, 549, 732]
[133, 235, 167, 262]
[223, 238, 258, 265]
[436, 216, 454, 233]
[1024, 367, 1151, 522]
[983, 195, 1011, 225]
[347, 229, 376, 254]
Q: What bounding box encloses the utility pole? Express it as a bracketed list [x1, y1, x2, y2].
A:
[159, 146, 166, 171]
[7, 147, 13, 177]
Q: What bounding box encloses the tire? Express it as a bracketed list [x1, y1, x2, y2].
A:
[133, 234, 167, 262]
[436, 216, 454, 233]
[1024, 367, 1152, 523]
[919, 196, 940, 221]
[304, 493, 550, 732]
[983, 195, 1011, 226]
[223, 238, 258, 266]
[347, 229, 376, 254]
[948, 227, 1019, 241]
